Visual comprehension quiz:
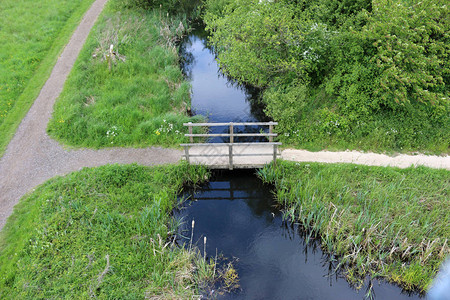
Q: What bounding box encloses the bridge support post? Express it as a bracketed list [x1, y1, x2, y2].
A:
[228, 144, 233, 170]
[273, 144, 277, 165]
[184, 146, 190, 164]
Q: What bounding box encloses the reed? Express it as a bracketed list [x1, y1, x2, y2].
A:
[258, 161, 450, 292]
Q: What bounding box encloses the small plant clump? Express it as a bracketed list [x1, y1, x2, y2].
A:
[258, 161, 450, 292]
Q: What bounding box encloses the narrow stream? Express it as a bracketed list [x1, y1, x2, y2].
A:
[177, 28, 422, 299]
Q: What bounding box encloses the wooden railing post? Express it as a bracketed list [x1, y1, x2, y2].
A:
[185, 146, 190, 164]
[188, 122, 193, 143]
[229, 122, 234, 143]
[269, 122, 274, 143]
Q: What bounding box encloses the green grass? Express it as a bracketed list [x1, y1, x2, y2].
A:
[258, 161, 450, 292]
[48, 1, 202, 149]
[0, 163, 215, 298]
[0, 0, 96, 157]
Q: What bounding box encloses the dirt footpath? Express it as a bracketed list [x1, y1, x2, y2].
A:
[0, 0, 181, 230]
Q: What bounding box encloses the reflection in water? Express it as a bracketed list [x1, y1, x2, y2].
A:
[179, 27, 270, 143]
[175, 171, 422, 300]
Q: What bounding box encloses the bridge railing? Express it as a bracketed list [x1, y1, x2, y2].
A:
[180, 122, 281, 169]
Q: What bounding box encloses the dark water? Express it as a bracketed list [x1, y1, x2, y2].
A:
[178, 29, 422, 299]
[180, 28, 269, 143]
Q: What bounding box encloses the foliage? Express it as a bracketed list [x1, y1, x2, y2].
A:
[204, 0, 450, 153]
[48, 1, 203, 149]
[116, 0, 203, 16]
[0, 0, 96, 157]
[258, 161, 450, 291]
[205, 0, 309, 88]
[0, 163, 213, 298]
[365, 0, 449, 109]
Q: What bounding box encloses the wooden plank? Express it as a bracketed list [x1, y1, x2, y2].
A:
[183, 122, 278, 127]
[197, 164, 267, 169]
[229, 145, 233, 170]
[229, 123, 234, 144]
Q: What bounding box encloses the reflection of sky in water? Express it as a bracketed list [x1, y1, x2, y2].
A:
[187, 35, 257, 123]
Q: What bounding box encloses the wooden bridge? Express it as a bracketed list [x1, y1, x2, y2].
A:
[180, 122, 281, 169]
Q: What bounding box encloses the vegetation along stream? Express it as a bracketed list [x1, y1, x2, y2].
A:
[176, 28, 423, 299]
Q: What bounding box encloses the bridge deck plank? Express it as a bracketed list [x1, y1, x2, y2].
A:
[183, 144, 280, 169]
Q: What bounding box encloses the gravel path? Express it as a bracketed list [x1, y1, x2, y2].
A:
[0, 0, 448, 230]
[0, 0, 181, 230]
[281, 149, 450, 170]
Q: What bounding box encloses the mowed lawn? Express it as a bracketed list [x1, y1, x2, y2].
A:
[48, 1, 202, 149]
[0, 0, 96, 156]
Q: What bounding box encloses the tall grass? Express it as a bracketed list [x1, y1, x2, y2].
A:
[0, 0, 96, 156]
[258, 161, 450, 292]
[48, 1, 202, 149]
[0, 163, 214, 298]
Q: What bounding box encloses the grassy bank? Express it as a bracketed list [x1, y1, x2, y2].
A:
[0, 163, 214, 298]
[48, 1, 202, 149]
[0, 0, 96, 157]
[258, 161, 449, 292]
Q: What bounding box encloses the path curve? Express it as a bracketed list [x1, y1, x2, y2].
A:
[0, 0, 181, 230]
[0, 0, 448, 230]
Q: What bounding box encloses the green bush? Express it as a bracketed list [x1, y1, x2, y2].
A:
[117, 0, 202, 16]
[204, 0, 450, 153]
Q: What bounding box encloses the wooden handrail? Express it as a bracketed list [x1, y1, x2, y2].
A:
[185, 133, 277, 137]
[180, 142, 282, 147]
[182, 122, 280, 169]
[183, 122, 277, 126]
